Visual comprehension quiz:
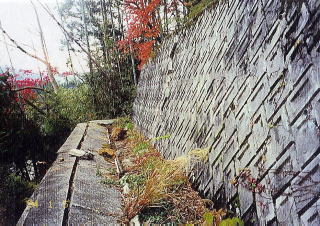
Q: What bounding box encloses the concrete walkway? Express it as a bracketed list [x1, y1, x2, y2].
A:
[18, 120, 122, 225]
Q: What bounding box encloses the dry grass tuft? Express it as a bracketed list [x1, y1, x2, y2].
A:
[98, 147, 116, 158]
[122, 131, 208, 222]
[111, 127, 126, 141]
[124, 161, 188, 220]
[189, 148, 209, 162]
[167, 183, 207, 222]
[110, 127, 217, 224]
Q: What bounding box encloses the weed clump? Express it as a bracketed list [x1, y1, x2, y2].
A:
[98, 144, 116, 159]
[119, 128, 208, 223]
[105, 120, 243, 224]
[111, 127, 126, 141]
[101, 178, 120, 187]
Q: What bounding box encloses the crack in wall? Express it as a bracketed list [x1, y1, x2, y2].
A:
[62, 122, 89, 226]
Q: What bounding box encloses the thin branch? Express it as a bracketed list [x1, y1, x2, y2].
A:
[0, 21, 14, 70]
[12, 86, 50, 93]
[35, 0, 102, 69]
[0, 23, 47, 65]
[21, 97, 46, 115]
[30, 0, 59, 92]
[0, 20, 58, 93]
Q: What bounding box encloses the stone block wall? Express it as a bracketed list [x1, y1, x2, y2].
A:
[133, 0, 320, 224]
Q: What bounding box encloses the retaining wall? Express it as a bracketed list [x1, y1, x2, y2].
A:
[133, 0, 320, 224]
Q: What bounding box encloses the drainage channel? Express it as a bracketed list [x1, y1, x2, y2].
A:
[62, 122, 89, 226]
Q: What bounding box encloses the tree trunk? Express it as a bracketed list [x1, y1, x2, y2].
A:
[31, 1, 59, 93]
[164, 0, 169, 34]
[56, 0, 76, 75]
[100, 0, 108, 66]
[129, 44, 137, 85]
[81, 0, 93, 74]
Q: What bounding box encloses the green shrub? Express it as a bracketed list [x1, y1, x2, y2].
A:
[54, 85, 96, 125]
[25, 85, 96, 135]
[85, 64, 136, 119]
[0, 166, 36, 224]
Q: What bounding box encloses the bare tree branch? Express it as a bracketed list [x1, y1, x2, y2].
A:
[0, 21, 14, 70]
[30, 0, 59, 93]
[12, 86, 50, 93]
[35, 0, 102, 69]
[0, 19, 59, 93]
[0, 22, 48, 65]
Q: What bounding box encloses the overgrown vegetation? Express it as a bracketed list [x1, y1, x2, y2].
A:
[186, 0, 218, 22]
[97, 119, 244, 225]
[48, 85, 96, 126]
[57, 0, 137, 119]
[25, 85, 96, 135]
[122, 130, 206, 223]
[0, 71, 96, 224]
[0, 166, 36, 225]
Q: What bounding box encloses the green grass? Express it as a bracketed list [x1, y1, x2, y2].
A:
[101, 178, 120, 187]
[133, 142, 150, 155]
[115, 117, 133, 130]
[187, 0, 217, 22]
[120, 173, 146, 189]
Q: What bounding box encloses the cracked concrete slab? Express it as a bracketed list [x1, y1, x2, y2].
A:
[18, 121, 122, 225]
[68, 122, 122, 225]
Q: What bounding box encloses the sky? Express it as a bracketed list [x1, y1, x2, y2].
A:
[0, 0, 87, 74]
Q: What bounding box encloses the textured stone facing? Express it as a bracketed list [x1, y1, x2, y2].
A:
[133, 0, 320, 224]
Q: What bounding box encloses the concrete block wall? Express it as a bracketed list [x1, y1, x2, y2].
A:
[133, 0, 320, 224]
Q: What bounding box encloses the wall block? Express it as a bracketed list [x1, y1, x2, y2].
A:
[133, 0, 320, 224]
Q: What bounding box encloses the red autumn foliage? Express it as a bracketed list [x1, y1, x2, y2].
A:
[61, 71, 73, 77]
[1, 67, 72, 103]
[119, 0, 161, 70]
[2, 70, 49, 101]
